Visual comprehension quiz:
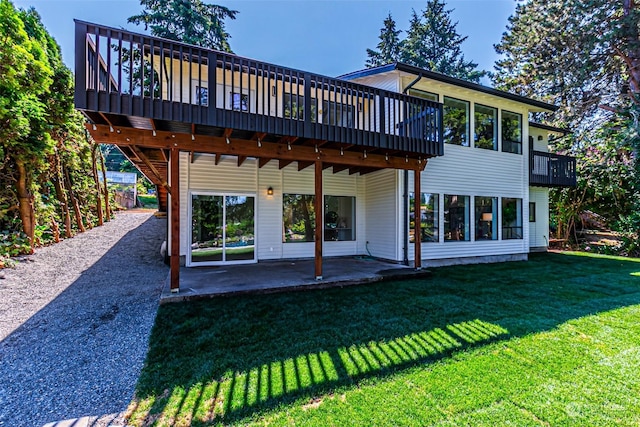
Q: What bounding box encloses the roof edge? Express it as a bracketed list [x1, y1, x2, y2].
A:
[339, 62, 559, 112]
[529, 121, 571, 134]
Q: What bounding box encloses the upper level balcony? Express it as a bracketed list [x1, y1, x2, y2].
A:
[75, 21, 444, 163]
[530, 150, 577, 187]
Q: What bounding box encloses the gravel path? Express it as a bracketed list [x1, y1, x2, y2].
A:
[0, 211, 167, 427]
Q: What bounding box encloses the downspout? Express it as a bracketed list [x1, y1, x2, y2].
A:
[402, 73, 423, 266]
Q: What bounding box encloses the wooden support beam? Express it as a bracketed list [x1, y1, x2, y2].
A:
[237, 156, 247, 167]
[130, 145, 171, 193]
[87, 124, 428, 171]
[314, 160, 323, 280]
[278, 136, 298, 145]
[298, 161, 314, 171]
[98, 112, 114, 130]
[190, 151, 195, 163]
[279, 159, 293, 169]
[253, 132, 267, 141]
[322, 163, 333, 170]
[159, 149, 169, 162]
[348, 167, 361, 175]
[170, 147, 180, 292]
[258, 157, 271, 168]
[414, 169, 422, 270]
[223, 128, 233, 138]
[215, 154, 221, 165]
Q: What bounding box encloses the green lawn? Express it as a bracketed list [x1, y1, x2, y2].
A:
[138, 194, 158, 209]
[127, 252, 640, 426]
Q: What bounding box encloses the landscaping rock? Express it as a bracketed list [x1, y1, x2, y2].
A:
[0, 211, 167, 427]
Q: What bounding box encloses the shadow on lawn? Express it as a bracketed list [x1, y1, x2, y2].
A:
[128, 252, 640, 426]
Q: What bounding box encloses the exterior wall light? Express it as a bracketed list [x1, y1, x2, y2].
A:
[267, 186, 274, 196]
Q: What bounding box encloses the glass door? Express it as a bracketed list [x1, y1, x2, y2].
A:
[190, 193, 255, 265]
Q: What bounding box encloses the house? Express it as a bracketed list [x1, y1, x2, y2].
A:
[74, 21, 576, 293]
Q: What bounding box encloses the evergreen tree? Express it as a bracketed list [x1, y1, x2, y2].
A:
[128, 0, 238, 52]
[366, 13, 402, 68]
[494, 0, 640, 245]
[365, 1, 487, 82]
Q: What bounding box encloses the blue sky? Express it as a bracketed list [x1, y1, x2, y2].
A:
[12, 0, 516, 82]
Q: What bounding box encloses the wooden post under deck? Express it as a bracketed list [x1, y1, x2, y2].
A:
[414, 169, 422, 269]
[170, 148, 180, 292]
[315, 160, 323, 280]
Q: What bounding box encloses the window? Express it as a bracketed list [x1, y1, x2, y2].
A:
[443, 97, 470, 146]
[502, 110, 522, 154]
[283, 194, 315, 242]
[284, 93, 317, 122]
[322, 101, 354, 127]
[475, 196, 498, 240]
[407, 88, 439, 102]
[324, 196, 355, 241]
[410, 193, 439, 243]
[474, 104, 497, 150]
[196, 85, 208, 106]
[231, 92, 248, 112]
[502, 198, 523, 239]
[444, 195, 470, 241]
[529, 202, 536, 222]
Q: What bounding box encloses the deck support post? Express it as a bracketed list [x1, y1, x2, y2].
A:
[315, 160, 323, 280]
[414, 169, 422, 270]
[170, 147, 180, 292]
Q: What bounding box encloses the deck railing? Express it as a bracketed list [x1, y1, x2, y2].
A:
[530, 150, 576, 187]
[75, 21, 443, 157]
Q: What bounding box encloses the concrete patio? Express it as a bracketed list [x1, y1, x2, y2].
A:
[160, 256, 431, 303]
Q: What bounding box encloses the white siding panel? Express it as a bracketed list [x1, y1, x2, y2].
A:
[257, 160, 283, 260]
[529, 187, 549, 248]
[364, 169, 399, 261]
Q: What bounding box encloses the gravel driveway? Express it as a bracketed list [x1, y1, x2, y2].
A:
[0, 211, 167, 427]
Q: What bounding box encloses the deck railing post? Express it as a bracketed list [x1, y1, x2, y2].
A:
[208, 51, 217, 126]
[304, 73, 312, 138]
[74, 21, 88, 110]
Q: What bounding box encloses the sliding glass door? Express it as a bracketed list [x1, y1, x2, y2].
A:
[189, 193, 255, 265]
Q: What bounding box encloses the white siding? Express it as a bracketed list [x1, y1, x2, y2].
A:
[529, 187, 550, 249]
[257, 160, 283, 260]
[364, 169, 399, 261]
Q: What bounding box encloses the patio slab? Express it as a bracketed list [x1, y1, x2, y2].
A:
[160, 257, 430, 303]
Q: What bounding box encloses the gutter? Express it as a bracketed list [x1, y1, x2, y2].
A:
[401, 74, 423, 266]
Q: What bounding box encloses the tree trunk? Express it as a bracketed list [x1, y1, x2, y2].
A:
[91, 144, 104, 226]
[15, 159, 35, 252]
[64, 166, 86, 233]
[99, 146, 111, 221]
[51, 152, 72, 238]
[50, 217, 60, 243]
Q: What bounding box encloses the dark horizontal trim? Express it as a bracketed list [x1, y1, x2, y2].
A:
[339, 63, 559, 112]
[529, 121, 571, 134]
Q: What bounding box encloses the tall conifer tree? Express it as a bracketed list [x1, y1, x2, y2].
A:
[129, 0, 238, 52]
[366, 13, 402, 68]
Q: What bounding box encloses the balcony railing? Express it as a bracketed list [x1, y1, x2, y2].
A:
[75, 21, 443, 158]
[530, 150, 576, 187]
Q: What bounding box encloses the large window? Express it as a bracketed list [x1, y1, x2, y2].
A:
[444, 195, 470, 241]
[284, 93, 317, 122]
[322, 101, 354, 127]
[443, 97, 470, 146]
[502, 198, 523, 239]
[474, 104, 497, 150]
[283, 194, 315, 242]
[324, 196, 355, 241]
[502, 110, 522, 154]
[410, 193, 439, 243]
[231, 92, 248, 112]
[475, 196, 498, 241]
